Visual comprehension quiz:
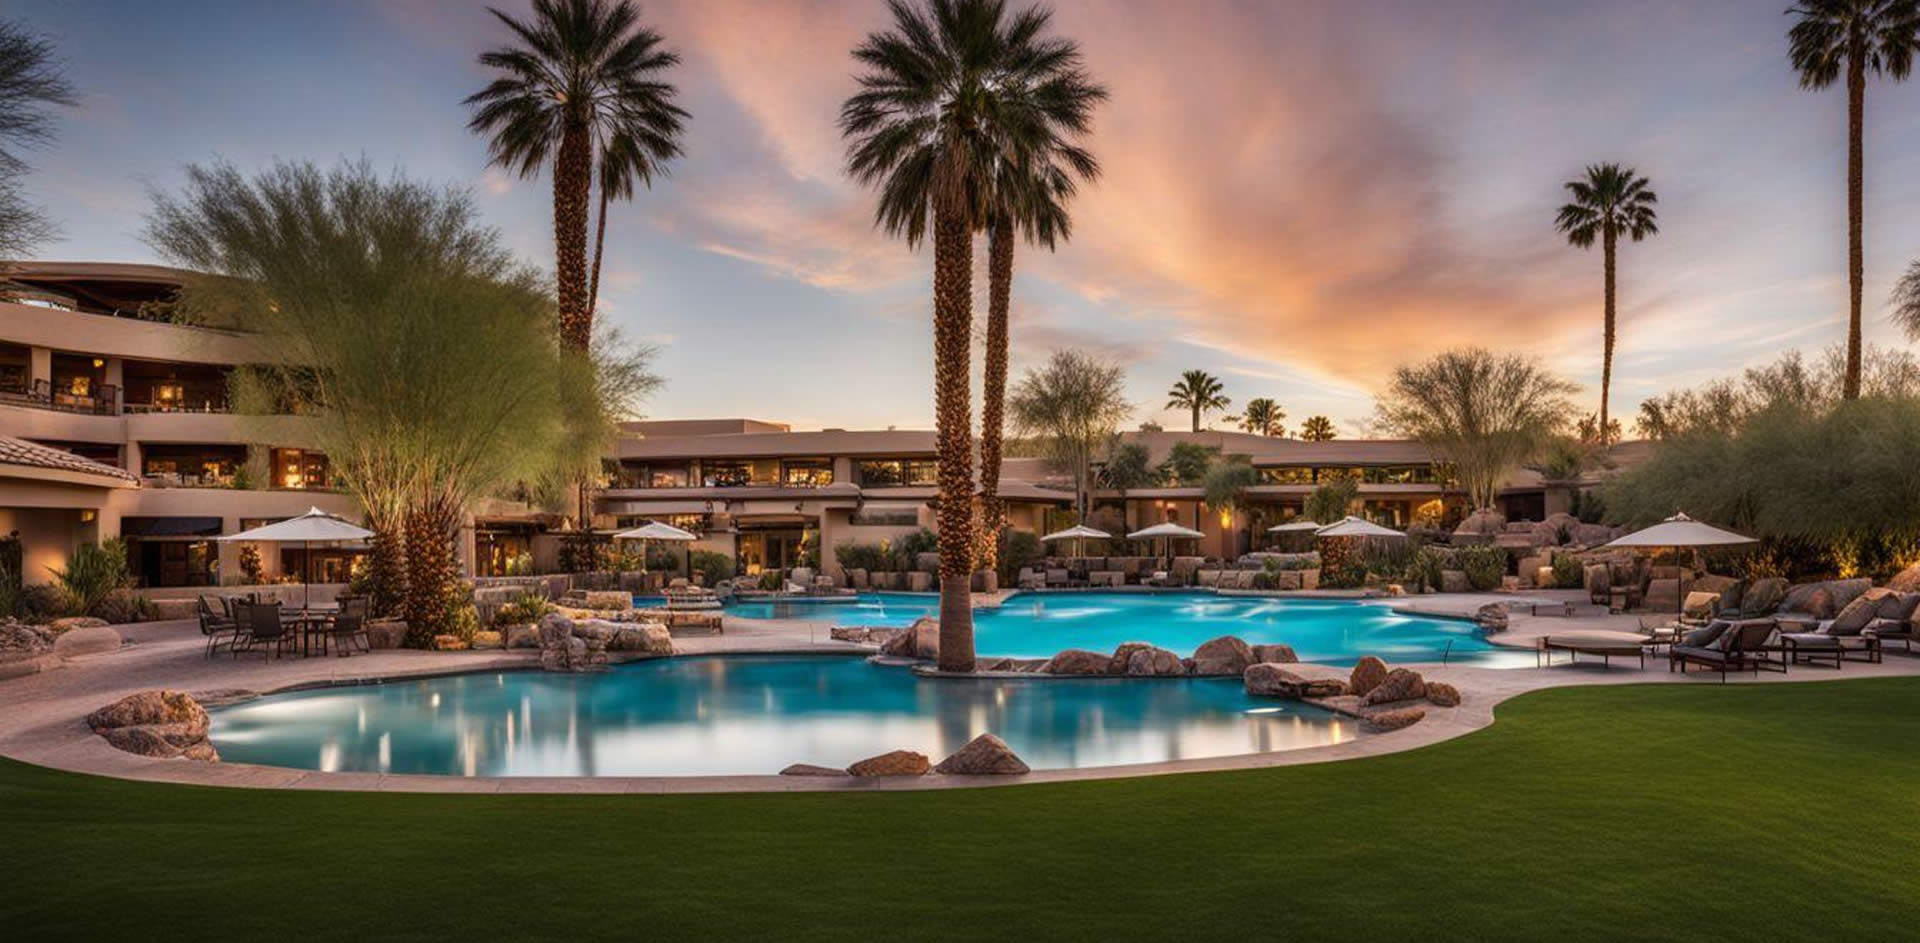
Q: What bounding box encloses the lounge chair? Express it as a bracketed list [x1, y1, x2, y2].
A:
[197, 596, 239, 658]
[1668, 619, 1782, 681]
[1868, 617, 1919, 655]
[231, 600, 294, 660]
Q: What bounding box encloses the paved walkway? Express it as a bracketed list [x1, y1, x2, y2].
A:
[5, 590, 1917, 794]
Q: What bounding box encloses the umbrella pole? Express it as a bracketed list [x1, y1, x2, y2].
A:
[304, 538, 311, 611]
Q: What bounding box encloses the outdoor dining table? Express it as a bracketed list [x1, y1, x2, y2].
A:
[281, 606, 340, 657]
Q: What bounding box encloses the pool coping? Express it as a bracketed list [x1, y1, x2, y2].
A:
[11, 591, 1920, 794]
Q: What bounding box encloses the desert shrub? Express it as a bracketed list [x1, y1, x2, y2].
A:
[997, 530, 1044, 584]
[1456, 545, 1506, 591]
[48, 539, 132, 617]
[1412, 546, 1450, 590]
[92, 589, 159, 624]
[238, 543, 265, 583]
[688, 550, 734, 586]
[491, 589, 554, 627]
[835, 542, 890, 573]
[898, 527, 940, 559]
[757, 570, 783, 591]
[1551, 555, 1585, 589]
[1251, 570, 1278, 590]
[505, 550, 537, 575]
[1305, 478, 1359, 526]
[1359, 539, 1418, 582]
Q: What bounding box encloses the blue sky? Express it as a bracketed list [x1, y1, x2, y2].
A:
[11, 0, 1920, 433]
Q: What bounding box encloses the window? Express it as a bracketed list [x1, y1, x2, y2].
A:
[702, 460, 752, 487]
[859, 458, 937, 486]
[650, 464, 690, 488]
[270, 448, 330, 490]
[851, 507, 918, 526]
[781, 459, 833, 487]
[140, 444, 247, 486]
[1260, 466, 1314, 484]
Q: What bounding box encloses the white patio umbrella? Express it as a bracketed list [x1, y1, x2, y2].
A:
[1601, 512, 1755, 615]
[1128, 521, 1205, 568]
[1315, 516, 1406, 539]
[218, 507, 374, 610]
[1041, 523, 1111, 559]
[1267, 520, 1323, 532]
[613, 520, 699, 577]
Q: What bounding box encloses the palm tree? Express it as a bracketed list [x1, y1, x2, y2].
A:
[1787, 1, 1920, 400]
[1299, 415, 1337, 441]
[1893, 258, 1920, 341]
[974, 23, 1106, 575]
[1238, 397, 1285, 436]
[466, 0, 688, 352]
[1166, 369, 1230, 431]
[1555, 163, 1657, 436]
[843, 0, 1073, 672]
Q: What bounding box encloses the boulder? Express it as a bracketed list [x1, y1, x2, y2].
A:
[1439, 570, 1471, 594]
[540, 637, 588, 671]
[1364, 668, 1428, 705]
[505, 624, 540, 649]
[537, 611, 574, 644]
[1426, 681, 1462, 707]
[1363, 707, 1426, 732]
[0, 622, 55, 659]
[366, 619, 408, 649]
[1124, 646, 1186, 677]
[880, 617, 939, 660]
[580, 590, 632, 612]
[847, 750, 930, 777]
[1889, 563, 1920, 593]
[48, 616, 109, 634]
[1042, 648, 1110, 675]
[1250, 643, 1299, 664]
[571, 619, 619, 645]
[779, 763, 850, 777]
[53, 625, 121, 658]
[610, 623, 674, 655]
[933, 734, 1030, 775]
[1188, 635, 1254, 676]
[1453, 508, 1506, 537]
[1107, 642, 1156, 674]
[1349, 656, 1389, 697]
[1474, 603, 1509, 632]
[1245, 663, 1347, 699]
[87, 690, 217, 762]
[1570, 523, 1614, 546]
[470, 630, 503, 650]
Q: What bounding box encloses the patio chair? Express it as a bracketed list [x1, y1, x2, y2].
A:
[231, 600, 294, 661]
[1868, 617, 1919, 655]
[325, 597, 371, 656]
[197, 596, 239, 658]
[1668, 619, 1782, 681]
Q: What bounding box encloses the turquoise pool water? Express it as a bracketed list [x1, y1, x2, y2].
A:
[726, 592, 1520, 666]
[207, 655, 1360, 777]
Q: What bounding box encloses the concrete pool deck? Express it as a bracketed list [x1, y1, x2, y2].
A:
[6, 588, 1919, 793]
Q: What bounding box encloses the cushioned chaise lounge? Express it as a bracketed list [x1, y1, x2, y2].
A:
[1777, 589, 1918, 668]
[1669, 620, 1782, 681]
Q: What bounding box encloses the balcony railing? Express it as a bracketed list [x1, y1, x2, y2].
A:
[123, 401, 231, 414]
[0, 379, 119, 416]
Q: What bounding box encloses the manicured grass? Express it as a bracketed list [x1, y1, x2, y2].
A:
[7, 679, 1920, 941]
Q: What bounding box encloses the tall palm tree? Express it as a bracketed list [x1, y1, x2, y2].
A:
[1166, 369, 1230, 432]
[1555, 163, 1657, 436]
[1299, 415, 1337, 441]
[466, 0, 687, 351]
[1237, 397, 1285, 436]
[1787, 1, 1920, 400]
[976, 57, 1106, 574]
[1893, 258, 1920, 341]
[844, 0, 1071, 672]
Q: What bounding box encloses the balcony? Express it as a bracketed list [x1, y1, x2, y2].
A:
[0, 379, 119, 416]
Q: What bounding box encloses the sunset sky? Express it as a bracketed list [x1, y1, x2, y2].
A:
[12, 0, 1920, 433]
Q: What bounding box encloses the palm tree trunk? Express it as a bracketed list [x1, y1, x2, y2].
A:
[402, 499, 457, 649]
[1191, 405, 1200, 433]
[588, 182, 610, 322]
[977, 216, 1014, 572]
[553, 122, 594, 352]
[1601, 225, 1616, 438]
[932, 201, 976, 673]
[1844, 54, 1865, 401]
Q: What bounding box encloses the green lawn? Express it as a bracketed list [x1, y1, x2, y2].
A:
[7, 678, 1920, 942]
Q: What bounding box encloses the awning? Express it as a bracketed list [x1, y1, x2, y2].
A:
[120, 516, 223, 538]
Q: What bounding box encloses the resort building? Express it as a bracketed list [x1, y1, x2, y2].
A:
[3, 259, 1640, 590]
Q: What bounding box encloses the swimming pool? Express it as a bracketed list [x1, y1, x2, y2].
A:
[725, 592, 1522, 666]
[207, 655, 1360, 777]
